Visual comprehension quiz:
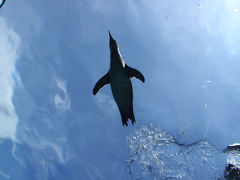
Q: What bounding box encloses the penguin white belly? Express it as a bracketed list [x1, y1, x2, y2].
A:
[110, 71, 132, 112]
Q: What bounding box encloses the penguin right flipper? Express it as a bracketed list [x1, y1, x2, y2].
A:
[125, 65, 145, 83]
[93, 72, 110, 95]
[0, 0, 6, 8]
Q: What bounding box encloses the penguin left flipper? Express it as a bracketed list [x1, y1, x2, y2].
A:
[125, 64, 145, 83]
[93, 72, 110, 95]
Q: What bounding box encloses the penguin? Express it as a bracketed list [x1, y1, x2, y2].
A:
[93, 31, 145, 126]
[0, 0, 6, 9]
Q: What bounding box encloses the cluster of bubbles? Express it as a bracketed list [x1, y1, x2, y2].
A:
[224, 144, 240, 179]
[127, 125, 226, 179]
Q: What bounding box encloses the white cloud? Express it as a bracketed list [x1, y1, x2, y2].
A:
[0, 17, 21, 141]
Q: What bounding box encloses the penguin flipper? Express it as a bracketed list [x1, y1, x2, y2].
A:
[125, 65, 145, 83]
[93, 72, 110, 95]
[119, 109, 128, 127]
[0, 0, 6, 8]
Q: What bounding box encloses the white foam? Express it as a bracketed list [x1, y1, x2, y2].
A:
[0, 169, 10, 179]
[234, 8, 239, 12]
[54, 78, 70, 110]
[39, 140, 65, 164]
[229, 143, 240, 147]
[0, 17, 21, 141]
[96, 92, 117, 113]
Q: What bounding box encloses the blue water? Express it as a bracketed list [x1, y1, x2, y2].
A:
[0, 0, 240, 179]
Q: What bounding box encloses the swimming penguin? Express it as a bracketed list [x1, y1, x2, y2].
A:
[93, 31, 145, 126]
[0, 0, 6, 9]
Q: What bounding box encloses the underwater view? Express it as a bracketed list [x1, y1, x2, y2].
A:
[0, 0, 240, 179]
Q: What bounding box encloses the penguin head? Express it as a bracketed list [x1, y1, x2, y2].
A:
[108, 31, 118, 53]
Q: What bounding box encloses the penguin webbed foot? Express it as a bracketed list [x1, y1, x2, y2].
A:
[122, 121, 128, 127]
[120, 108, 136, 127]
[122, 119, 135, 126]
[130, 107, 136, 125]
[120, 110, 129, 127]
[131, 119, 136, 125]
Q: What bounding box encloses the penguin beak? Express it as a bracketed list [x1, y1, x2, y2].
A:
[108, 30, 114, 42]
